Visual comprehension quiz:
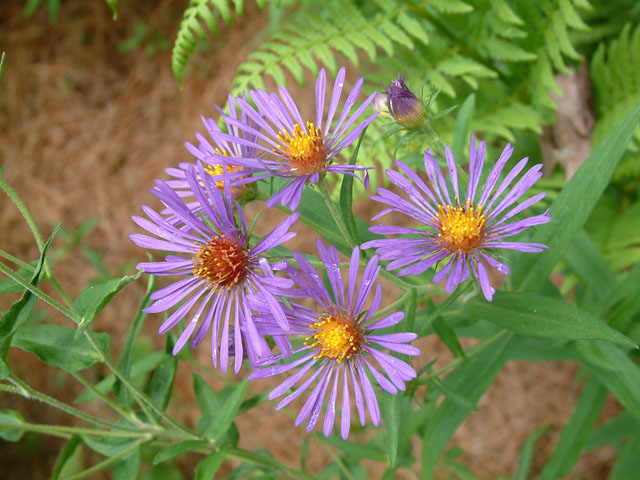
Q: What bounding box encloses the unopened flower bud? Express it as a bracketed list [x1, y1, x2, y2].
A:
[385, 73, 425, 126]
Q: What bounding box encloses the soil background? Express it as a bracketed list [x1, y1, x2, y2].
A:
[0, 1, 619, 478]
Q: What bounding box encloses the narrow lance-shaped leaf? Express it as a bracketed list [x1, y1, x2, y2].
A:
[467, 291, 637, 347]
[339, 126, 367, 246]
[540, 379, 607, 480]
[0, 224, 59, 377]
[451, 93, 475, 162]
[382, 392, 401, 468]
[194, 446, 229, 480]
[511, 105, 640, 291]
[516, 425, 552, 480]
[73, 270, 142, 339]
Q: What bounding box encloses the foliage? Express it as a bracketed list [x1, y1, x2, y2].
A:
[4, 1, 640, 479]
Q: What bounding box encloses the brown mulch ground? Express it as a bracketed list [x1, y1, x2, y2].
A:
[0, 1, 618, 478]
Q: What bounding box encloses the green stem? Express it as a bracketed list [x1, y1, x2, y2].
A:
[69, 372, 145, 428]
[371, 289, 411, 320]
[3, 377, 139, 433]
[0, 422, 149, 438]
[63, 438, 146, 480]
[313, 434, 355, 480]
[0, 262, 195, 437]
[0, 170, 72, 306]
[416, 330, 510, 384]
[316, 176, 357, 249]
[227, 446, 316, 480]
[0, 248, 33, 270]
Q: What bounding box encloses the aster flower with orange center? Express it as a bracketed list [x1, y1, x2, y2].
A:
[362, 136, 551, 301]
[130, 163, 299, 373]
[248, 240, 419, 439]
[206, 67, 378, 210]
[164, 95, 270, 215]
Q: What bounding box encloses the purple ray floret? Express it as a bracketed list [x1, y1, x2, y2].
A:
[248, 239, 419, 439]
[130, 163, 299, 373]
[203, 66, 379, 211]
[362, 135, 551, 301]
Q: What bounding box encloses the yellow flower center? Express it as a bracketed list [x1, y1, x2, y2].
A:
[275, 122, 325, 175]
[306, 314, 361, 363]
[435, 199, 486, 253]
[193, 236, 249, 289]
[203, 149, 244, 193]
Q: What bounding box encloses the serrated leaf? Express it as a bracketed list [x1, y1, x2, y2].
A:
[540, 379, 607, 480]
[467, 291, 637, 347]
[13, 325, 111, 372]
[73, 271, 142, 338]
[153, 440, 211, 465]
[194, 446, 228, 479]
[0, 409, 26, 442]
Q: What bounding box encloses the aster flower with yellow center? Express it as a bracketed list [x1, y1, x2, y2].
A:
[362, 136, 551, 301]
[130, 162, 299, 373]
[207, 67, 378, 210]
[248, 240, 419, 439]
[164, 95, 269, 218]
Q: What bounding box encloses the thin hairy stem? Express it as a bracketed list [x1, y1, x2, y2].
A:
[316, 177, 357, 249]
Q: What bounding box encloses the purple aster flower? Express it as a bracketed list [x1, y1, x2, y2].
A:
[384, 73, 424, 126]
[163, 95, 268, 218]
[130, 162, 299, 373]
[362, 136, 551, 301]
[248, 240, 419, 439]
[206, 66, 378, 210]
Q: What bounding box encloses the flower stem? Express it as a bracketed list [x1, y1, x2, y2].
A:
[0, 248, 34, 270]
[3, 377, 140, 433]
[63, 438, 146, 480]
[316, 176, 357, 249]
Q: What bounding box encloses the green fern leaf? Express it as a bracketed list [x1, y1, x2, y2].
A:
[396, 11, 430, 45]
[428, 0, 473, 14]
[437, 55, 497, 79]
[490, 0, 524, 25]
[380, 19, 414, 50]
[558, 0, 589, 31]
[172, 0, 259, 85]
[481, 37, 537, 62]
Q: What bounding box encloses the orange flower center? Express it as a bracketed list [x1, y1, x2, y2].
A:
[275, 122, 325, 175]
[306, 314, 361, 363]
[435, 199, 486, 253]
[193, 236, 249, 289]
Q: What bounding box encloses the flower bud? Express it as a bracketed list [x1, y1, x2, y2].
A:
[385, 73, 425, 126]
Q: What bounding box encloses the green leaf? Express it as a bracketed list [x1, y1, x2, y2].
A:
[339, 128, 367, 246]
[421, 333, 518, 478]
[113, 445, 140, 480]
[467, 291, 637, 347]
[105, 0, 118, 19]
[0, 261, 36, 294]
[583, 413, 639, 451]
[322, 436, 386, 461]
[51, 436, 82, 480]
[203, 379, 247, 440]
[608, 434, 640, 480]
[432, 316, 465, 358]
[194, 446, 228, 479]
[72, 270, 142, 339]
[153, 439, 211, 465]
[193, 373, 218, 412]
[540, 379, 607, 480]
[577, 341, 640, 421]
[516, 425, 552, 480]
[511, 105, 640, 291]
[0, 409, 26, 442]
[451, 93, 475, 163]
[82, 435, 137, 457]
[0, 225, 59, 377]
[147, 353, 177, 411]
[0, 51, 5, 76]
[382, 393, 401, 468]
[12, 325, 111, 372]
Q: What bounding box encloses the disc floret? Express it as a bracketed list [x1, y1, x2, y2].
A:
[306, 314, 361, 363]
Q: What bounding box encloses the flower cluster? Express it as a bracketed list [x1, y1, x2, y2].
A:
[130, 68, 549, 437]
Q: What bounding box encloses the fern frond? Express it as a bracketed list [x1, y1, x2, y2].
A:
[590, 23, 640, 179]
[172, 0, 267, 85]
